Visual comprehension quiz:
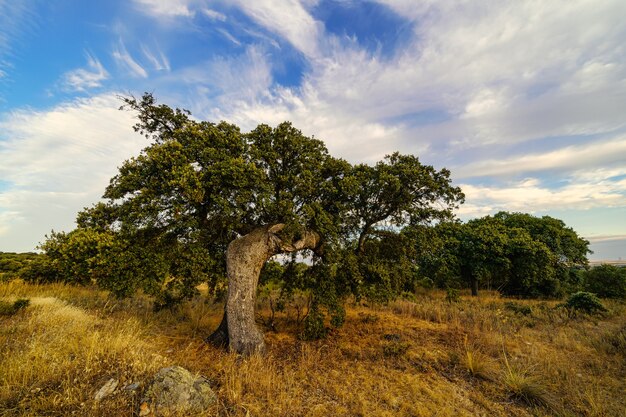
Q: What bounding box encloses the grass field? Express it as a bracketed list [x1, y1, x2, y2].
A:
[1, 280, 624, 416]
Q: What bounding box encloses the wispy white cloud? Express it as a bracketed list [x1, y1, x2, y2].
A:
[112, 40, 148, 78]
[230, 0, 322, 58]
[5, 0, 625, 251]
[456, 134, 626, 178]
[0, 94, 145, 251]
[132, 0, 195, 18]
[458, 176, 626, 218]
[169, 45, 273, 110]
[216, 29, 241, 46]
[141, 44, 170, 71]
[586, 234, 626, 243]
[61, 52, 109, 92]
[202, 8, 226, 21]
[0, 1, 37, 87]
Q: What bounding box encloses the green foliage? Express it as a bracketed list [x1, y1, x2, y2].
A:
[583, 265, 626, 299]
[0, 298, 30, 316]
[564, 291, 607, 314]
[382, 340, 410, 357]
[445, 288, 460, 303]
[494, 212, 590, 266]
[495, 211, 590, 292]
[355, 230, 421, 303]
[0, 252, 42, 281]
[416, 212, 589, 298]
[504, 302, 533, 316]
[300, 303, 327, 341]
[19, 255, 58, 283]
[36, 229, 116, 285]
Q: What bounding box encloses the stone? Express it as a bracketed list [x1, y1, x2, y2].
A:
[123, 382, 140, 391]
[94, 378, 118, 401]
[140, 366, 216, 416]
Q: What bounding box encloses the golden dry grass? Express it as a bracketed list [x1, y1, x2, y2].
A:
[1, 280, 624, 416]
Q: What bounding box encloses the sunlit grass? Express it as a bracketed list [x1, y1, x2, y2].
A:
[1, 280, 624, 416]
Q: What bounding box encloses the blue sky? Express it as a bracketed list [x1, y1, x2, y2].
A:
[1, 0, 625, 260]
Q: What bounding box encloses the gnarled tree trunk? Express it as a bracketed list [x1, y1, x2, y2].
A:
[207, 224, 320, 355]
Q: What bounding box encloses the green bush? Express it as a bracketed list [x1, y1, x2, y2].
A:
[564, 292, 607, 314]
[0, 298, 30, 316]
[584, 265, 626, 299]
[300, 304, 327, 341]
[445, 288, 460, 303]
[504, 302, 533, 316]
[382, 340, 410, 357]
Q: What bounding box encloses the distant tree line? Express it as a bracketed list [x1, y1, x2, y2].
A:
[0, 252, 40, 281]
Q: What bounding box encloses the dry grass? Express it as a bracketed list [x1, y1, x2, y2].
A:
[1, 281, 625, 417]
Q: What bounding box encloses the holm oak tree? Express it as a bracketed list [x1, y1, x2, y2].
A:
[73, 93, 464, 355]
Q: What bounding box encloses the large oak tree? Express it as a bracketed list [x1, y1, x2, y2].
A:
[74, 94, 464, 355]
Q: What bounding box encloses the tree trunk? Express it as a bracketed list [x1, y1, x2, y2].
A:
[207, 224, 320, 355]
[470, 276, 479, 297]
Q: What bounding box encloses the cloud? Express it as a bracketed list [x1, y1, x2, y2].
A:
[586, 234, 626, 243]
[141, 44, 171, 71]
[202, 8, 226, 21]
[162, 45, 273, 116]
[112, 40, 148, 78]
[0, 1, 37, 88]
[230, 0, 323, 58]
[216, 29, 241, 46]
[132, 0, 195, 18]
[457, 176, 626, 218]
[456, 134, 626, 178]
[0, 94, 146, 251]
[61, 52, 109, 92]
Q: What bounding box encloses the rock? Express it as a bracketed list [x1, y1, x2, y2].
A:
[140, 366, 216, 416]
[123, 382, 140, 391]
[94, 378, 118, 401]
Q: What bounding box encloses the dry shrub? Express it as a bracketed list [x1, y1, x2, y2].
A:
[462, 336, 495, 380]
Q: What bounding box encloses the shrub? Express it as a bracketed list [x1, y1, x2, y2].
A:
[502, 354, 554, 408]
[300, 304, 327, 341]
[445, 288, 460, 303]
[584, 265, 626, 299]
[382, 340, 410, 357]
[20, 256, 60, 283]
[564, 291, 607, 314]
[400, 291, 417, 303]
[0, 298, 30, 316]
[504, 302, 532, 316]
[462, 337, 493, 380]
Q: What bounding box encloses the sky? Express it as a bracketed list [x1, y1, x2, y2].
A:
[0, 0, 625, 260]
